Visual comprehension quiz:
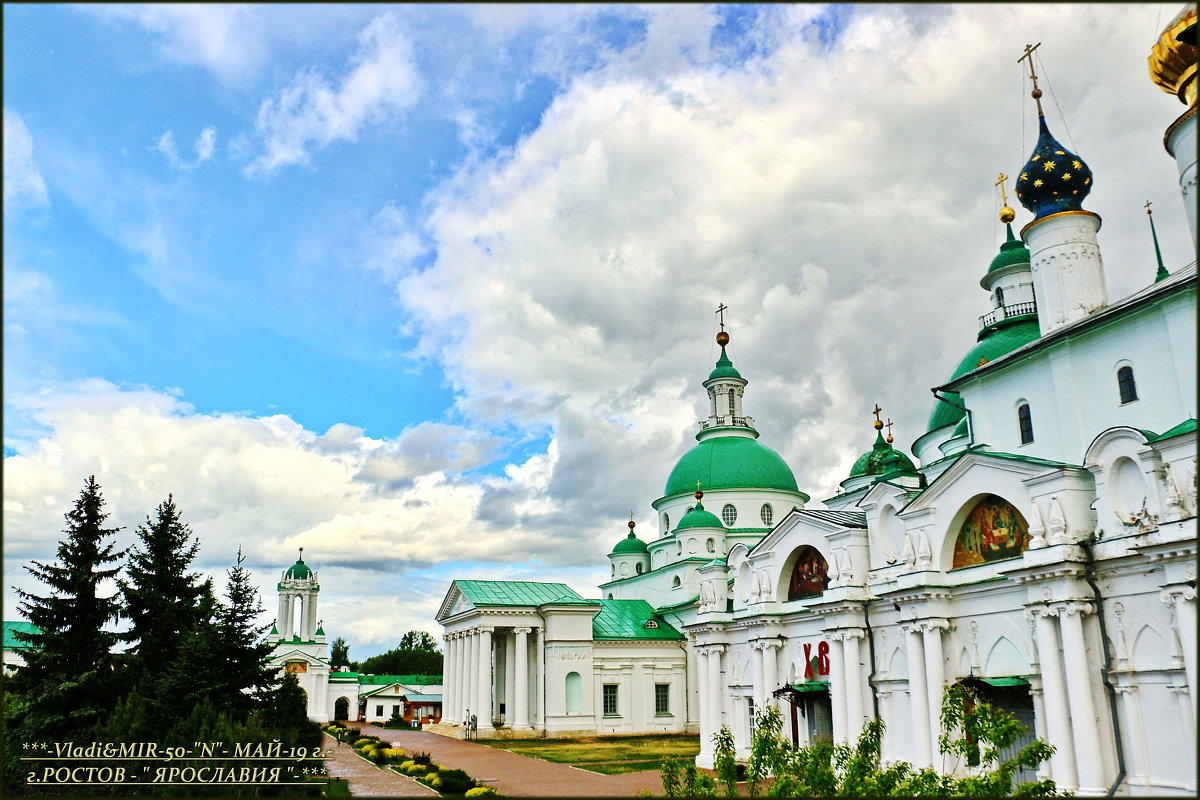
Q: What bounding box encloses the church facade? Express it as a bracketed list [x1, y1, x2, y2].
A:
[437, 11, 1197, 797]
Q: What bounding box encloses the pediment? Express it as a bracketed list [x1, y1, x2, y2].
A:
[903, 450, 1079, 515]
[748, 508, 850, 561]
[436, 582, 476, 622]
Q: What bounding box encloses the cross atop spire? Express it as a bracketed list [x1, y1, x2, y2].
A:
[885, 418, 894, 443]
[715, 303, 728, 331]
[1018, 42, 1044, 115]
[996, 172, 1016, 224]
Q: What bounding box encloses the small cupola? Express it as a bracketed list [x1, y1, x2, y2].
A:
[608, 515, 651, 579]
[674, 489, 724, 531]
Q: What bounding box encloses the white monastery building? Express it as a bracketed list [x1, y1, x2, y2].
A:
[436, 10, 1198, 796]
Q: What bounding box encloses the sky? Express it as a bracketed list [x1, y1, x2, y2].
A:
[4, 3, 1194, 660]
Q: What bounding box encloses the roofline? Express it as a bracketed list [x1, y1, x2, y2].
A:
[941, 265, 1196, 391]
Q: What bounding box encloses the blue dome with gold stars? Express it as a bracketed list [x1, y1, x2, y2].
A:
[1015, 116, 1093, 220]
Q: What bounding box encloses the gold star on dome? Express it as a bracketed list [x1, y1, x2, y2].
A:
[1019, 172, 1028, 181]
[1072, 159, 1082, 169]
[1043, 160, 1056, 171]
[1062, 172, 1072, 180]
[1055, 150, 1065, 155]
[1072, 190, 1078, 195]
[1083, 177, 1090, 185]
[1033, 179, 1044, 187]
[1032, 154, 1041, 161]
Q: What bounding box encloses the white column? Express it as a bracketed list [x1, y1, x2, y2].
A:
[762, 641, 780, 714]
[827, 635, 847, 742]
[1033, 607, 1078, 791]
[905, 625, 932, 767]
[922, 621, 948, 759]
[280, 592, 293, 638]
[752, 643, 766, 710]
[514, 627, 531, 729]
[1113, 684, 1149, 782]
[843, 630, 864, 742]
[442, 635, 454, 720]
[1059, 602, 1105, 793]
[276, 592, 287, 637]
[465, 629, 478, 723]
[1170, 684, 1196, 753]
[504, 632, 516, 725]
[876, 689, 893, 759]
[453, 634, 465, 721]
[710, 644, 726, 737]
[1162, 586, 1198, 721]
[697, 648, 712, 760]
[1029, 683, 1050, 781]
[477, 626, 494, 728]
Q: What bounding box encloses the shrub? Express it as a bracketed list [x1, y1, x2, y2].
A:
[465, 787, 498, 797]
[383, 748, 407, 762]
[436, 768, 477, 795]
[406, 763, 428, 776]
[353, 737, 378, 748]
[411, 751, 433, 766]
[399, 760, 416, 771]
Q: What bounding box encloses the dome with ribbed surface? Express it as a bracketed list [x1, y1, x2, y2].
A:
[665, 436, 798, 497]
[674, 501, 724, 530]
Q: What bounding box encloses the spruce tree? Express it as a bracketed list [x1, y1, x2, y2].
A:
[330, 636, 350, 669]
[12, 475, 125, 738]
[120, 494, 210, 669]
[212, 547, 277, 717]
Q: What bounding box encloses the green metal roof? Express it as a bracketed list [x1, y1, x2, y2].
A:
[358, 674, 442, 685]
[986, 224, 1030, 275]
[456, 580, 584, 607]
[330, 671, 360, 679]
[1148, 419, 1196, 442]
[964, 447, 1082, 469]
[592, 600, 685, 640]
[3, 621, 40, 651]
[707, 346, 742, 380]
[285, 556, 311, 580]
[665, 436, 799, 496]
[611, 530, 649, 555]
[675, 502, 724, 530]
[655, 595, 701, 613]
[928, 319, 1041, 432]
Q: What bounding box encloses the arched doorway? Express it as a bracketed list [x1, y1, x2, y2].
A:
[334, 696, 350, 721]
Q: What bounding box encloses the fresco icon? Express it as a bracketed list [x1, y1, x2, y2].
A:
[787, 546, 830, 600]
[952, 495, 1030, 569]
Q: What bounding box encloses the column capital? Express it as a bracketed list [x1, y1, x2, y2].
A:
[840, 628, 866, 641]
[1112, 684, 1137, 696]
[1057, 600, 1094, 617]
[918, 618, 951, 633]
[753, 638, 784, 650]
[477, 625, 495, 634]
[1161, 585, 1198, 605]
[512, 626, 533, 635]
[1167, 685, 1191, 696]
[1024, 604, 1060, 621]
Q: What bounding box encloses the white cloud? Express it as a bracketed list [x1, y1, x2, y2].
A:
[195, 127, 216, 163]
[246, 14, 420, 175]
[154, 127, 218, 169]
[4, 109, 49, 209]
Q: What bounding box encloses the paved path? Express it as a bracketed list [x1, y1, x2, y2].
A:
[322, 732, 438, 797]
[342, 724, 665, 797]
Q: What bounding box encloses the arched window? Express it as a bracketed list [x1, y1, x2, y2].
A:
[565, 672, 582, 714]
[706, 538, 715, 553]
[1117, 366, 1138, 404]
[995, 286, 1005, 306]
[728, 388, 736, 416]
[1017, 404, 1034, 444]
[722, 504, 738, 526]
[662, 513, 669, 535]
[760, 503, 774, 526]
[635, 562, 644, 574]
[672, 576, 681, 588]
[951, 494, 1030, 569]
[787, 546, 829, 601]
[686, 506, 694, 516]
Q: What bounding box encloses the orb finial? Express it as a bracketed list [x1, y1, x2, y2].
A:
[872, 404, 883, 430]
[1019, 43, 1044, 115]
[885, 418, 895, 444]
[715, 303, 730, 346]
[628, 511, 636, 531]
[695, 481, 704, 501]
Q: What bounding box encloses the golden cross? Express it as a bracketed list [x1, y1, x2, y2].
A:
[871, 404, 882, 423]
[995, 172, 1010, 206]
[1144, 200, 1153, 216]
[715, 303, 728, 331]
[1018, 42, 1044, 112]
[630, 511, 635, 522]
[696, 480, 703, 491]
[885, 418, 894, 438]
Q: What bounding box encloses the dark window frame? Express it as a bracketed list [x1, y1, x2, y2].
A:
[1117, 366, 1138, 404]
[655, 683, 670, 715]
[1017, 404, 1034, 444]
[602, 683, 619, 716]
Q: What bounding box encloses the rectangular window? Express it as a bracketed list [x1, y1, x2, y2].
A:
[655, 683, 670, 715]
[375, 705, 384, 717]
[602, 684, 619, 716]
[393, 704, 401, 717]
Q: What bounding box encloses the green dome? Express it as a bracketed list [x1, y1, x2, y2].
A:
[665, 436, 799, 497]
[927, 319, 1041, 432]
[285, 558, 311, 580]
[950, 416, 968, 438]
[675, 501, 724, 530]
[611, 530, 649, 554]
[987, 224, 1030, 274]
[708, 346, 742, 380]
[850, 432, 917, 480]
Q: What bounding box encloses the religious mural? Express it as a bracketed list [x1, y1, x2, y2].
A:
[787, 546, 829, 600]
[951, 495, 1030, 569]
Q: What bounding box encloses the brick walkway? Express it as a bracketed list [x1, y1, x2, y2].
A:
[339, 724, 665, 797]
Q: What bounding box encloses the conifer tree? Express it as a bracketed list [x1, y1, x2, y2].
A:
[120, 494, 211, 669]
[212, 547, 277, 717]
[330, 636, 350, 668]
[12, 475, 125, 738]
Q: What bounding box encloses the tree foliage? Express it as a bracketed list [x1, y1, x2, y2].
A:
[399, 630, 440, 653]
[330, 636, 350, 668]
[655, 686, 1066, 798]
[354, 631, 443, 675]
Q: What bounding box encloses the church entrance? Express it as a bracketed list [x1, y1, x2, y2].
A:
[334, 697, 350, 721]
[799, 686, 833, 743]
[957, 678, 1038, 783]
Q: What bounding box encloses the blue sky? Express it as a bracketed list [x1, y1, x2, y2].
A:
[4, 4, 1191, 657]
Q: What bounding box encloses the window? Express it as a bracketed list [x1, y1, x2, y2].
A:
[663, 513, 669, 535]
[375, 705, 384, 717]
[655, 683, 670, 715]
[761, 503, 774, 526]
[787, 546, 830, 601]
[672, 576, 681, 588]
[1017, 404, 1034, 444]
[635, 562, 644, 574]
[686, 506, 694, 516]
[722, 504, 738, 526]
[1117, 365, 1138, 404]
[603, 684, 619, 716]
[995, 286, 1005, 306]
[393, 704, 401, 717]
[728, 388, 736, 416]
[748, 697, 756, 729]
[706, 538, 716, 553]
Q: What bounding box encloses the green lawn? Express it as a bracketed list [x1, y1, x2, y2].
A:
[481, 733, 699, 773]
[323, 777, 352, 797]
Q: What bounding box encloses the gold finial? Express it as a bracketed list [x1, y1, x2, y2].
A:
[996, 172, 1016, 223]
[628, 511, 636, 531]
[1144, 199, 1154, 216]
[885, 418, 894, 444]
[1018, 42, 1044, 115]
[715, 303, 730, 346]
[872, 404, 883, 430]
[695, 481, 704, 501]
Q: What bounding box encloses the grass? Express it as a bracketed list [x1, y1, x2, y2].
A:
[323, 777, 352, 797]
[480, 733, 699, 773]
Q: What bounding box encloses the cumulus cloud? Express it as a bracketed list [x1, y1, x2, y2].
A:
[246, 14, 420, 175]
[4, 109, 49, 208]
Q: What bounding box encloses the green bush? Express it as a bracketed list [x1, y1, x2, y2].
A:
[465, 787, 499, 797]
[411, 750, 433, 766]
[435, 768, 477, 794]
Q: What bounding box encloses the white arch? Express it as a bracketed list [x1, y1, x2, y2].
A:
[1132, 624, 1172, 671]
[984, 636, 1028, 676]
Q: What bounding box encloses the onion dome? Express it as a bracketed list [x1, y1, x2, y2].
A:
[879, 446, 918, 477]
[708, 346, 742, 380]
[675, 501, 724, 530]
[986, 223, 1031, 276]
[611, 517, 649, 554]
[1015, 116, 1093, 220]
[1149, 5, 1198, 107]
[285, 552, 311, 580]
[665, 436, 798, 496]
[849, 431, 893, 478]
